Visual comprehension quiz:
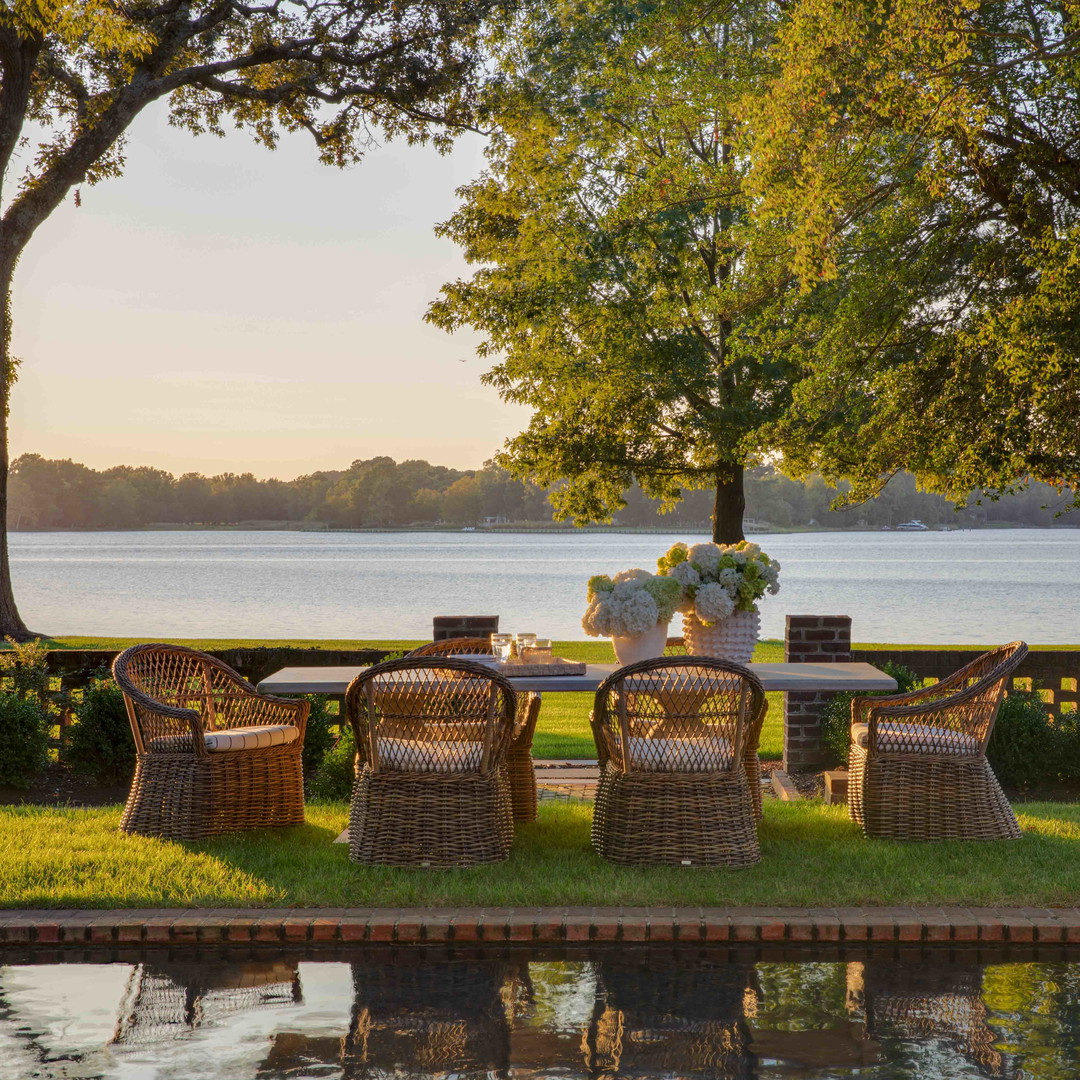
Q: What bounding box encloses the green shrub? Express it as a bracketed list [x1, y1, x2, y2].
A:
[819, 661, 922, 767]
[0, 693, 49, 788]
[986, 691, 1066, 790]
[307, 724, 357, 801]
[301, 695, 337, 781]
[63, 676, 135, 785]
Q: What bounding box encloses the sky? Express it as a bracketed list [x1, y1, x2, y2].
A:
[10, 102, 530, 479]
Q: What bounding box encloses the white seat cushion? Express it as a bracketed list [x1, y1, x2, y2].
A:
[626, 734, 733, 772]
[851, 721, 979, 755]
[378, 737, 483, 774]
[147, 724, 299, 753]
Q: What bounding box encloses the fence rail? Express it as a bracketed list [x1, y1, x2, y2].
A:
[852, 648, 1080, 718]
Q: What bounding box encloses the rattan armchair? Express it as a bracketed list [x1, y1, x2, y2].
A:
[590, 657, 767, 867]
[410, 638, 542, 823]
[113, 644, 308, 841]
[345, 656, 518, 866]
[848, 641, 1028, 841]
[409, 637, 492, 656]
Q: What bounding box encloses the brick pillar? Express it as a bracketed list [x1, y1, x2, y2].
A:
[783, 615, 852, 772]
[432, 615, 500, 642]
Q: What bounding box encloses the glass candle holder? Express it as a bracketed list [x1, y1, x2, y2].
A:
[523, 638, 553, 665]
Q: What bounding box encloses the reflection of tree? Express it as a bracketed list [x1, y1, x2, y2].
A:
[850, 961, 1008, 1077]
[982, 963, 1080, 1080]
[112, 961, 301, 1046]
[584, 955, 757, 1078]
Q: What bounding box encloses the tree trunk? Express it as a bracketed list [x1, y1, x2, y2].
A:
[0, 258, 32, 640]
[712, 464, 745, 544]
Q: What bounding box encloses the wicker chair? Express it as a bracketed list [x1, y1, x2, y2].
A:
[113, 644, 308, 841]
[590, 657, 766, 867]
[411, 639, 542, 823]
[848, 640, 1028, 841]
[662, 636, 765, 818]
[409, 637, 493, 656]
[345, 656, 518, 866]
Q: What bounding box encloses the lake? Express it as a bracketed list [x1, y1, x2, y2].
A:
[8, 528, 1080, 644]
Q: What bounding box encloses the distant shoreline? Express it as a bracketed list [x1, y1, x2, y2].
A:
[9, 523, 1079, 534]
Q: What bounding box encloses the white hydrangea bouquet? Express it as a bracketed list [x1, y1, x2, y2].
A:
[656, 540, 781, 625]
[582, 568, 683, 638]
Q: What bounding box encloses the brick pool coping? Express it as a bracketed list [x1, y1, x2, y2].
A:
[3, 906, 1080, 947]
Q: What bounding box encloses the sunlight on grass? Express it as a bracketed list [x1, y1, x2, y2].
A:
[3, 799, 1080, 909]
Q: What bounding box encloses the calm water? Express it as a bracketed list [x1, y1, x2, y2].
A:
[9, 528, 1080, 644]
[2, 951, 1080, 1078]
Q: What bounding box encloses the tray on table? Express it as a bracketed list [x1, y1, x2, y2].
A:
[453, 654, 587, 678]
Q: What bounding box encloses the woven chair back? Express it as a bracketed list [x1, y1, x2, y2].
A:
[345, 657, 517, 775]
[113, 643, 258, 754]
[593, 657, 765, 774]
[872, 640, 1028, 753]
[408, 637, 493, 657]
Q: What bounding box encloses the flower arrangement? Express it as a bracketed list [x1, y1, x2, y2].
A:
[656, 541, 781, 626]
[582, 568, 683, 638]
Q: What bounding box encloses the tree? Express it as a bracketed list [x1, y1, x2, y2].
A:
[0, 0, 495, 637]
[428, 0, 801, 543]
[751, 0, 1080, 511]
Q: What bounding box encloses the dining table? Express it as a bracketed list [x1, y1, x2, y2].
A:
[257, 660, 898, 702]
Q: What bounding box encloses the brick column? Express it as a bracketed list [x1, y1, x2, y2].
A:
[783, 615, 852, 772]
[432, 615, 500, 641]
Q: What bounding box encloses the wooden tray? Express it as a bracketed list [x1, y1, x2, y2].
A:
[493, 657, 587, 677]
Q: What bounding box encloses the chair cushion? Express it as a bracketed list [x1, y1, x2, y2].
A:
[626, 734, 733, 772]
[850, 721, 980, 755]
[378, 738, 483, 774]
[147, 724, 300, 754]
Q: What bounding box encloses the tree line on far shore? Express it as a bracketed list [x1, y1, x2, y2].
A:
[9, 453, 1074, 532]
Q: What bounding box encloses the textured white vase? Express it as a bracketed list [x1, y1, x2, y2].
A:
[611, 621, 670, 666]
[682, 609, 760, 664]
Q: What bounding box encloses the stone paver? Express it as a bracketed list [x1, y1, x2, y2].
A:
[2, 906, 1080, 947]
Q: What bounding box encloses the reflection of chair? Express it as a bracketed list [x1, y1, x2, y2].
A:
[113, 644, 308, 840]
[345, 657, 517, 866]
[585, 957, 757, 1077]
[849, 642, 1027, 841]
[850, 961, 1004, 1075]
[591, 657, 766, 866]
[342, 959, 514, 1078]
[664, 636, 688, 655]
[113, 961, 301, 1045]
[409, 637, 492, 656]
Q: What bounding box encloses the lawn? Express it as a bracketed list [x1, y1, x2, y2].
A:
[2, 799, 1079, 909]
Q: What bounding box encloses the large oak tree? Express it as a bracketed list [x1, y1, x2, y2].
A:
[428, 0, 803, 543]
[751, 0, 1080, 510]
[0, 0, 494, 637]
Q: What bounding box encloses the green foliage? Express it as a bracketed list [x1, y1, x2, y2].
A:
[62, 676, 135, 786]
[0, 694, 48, 789]
[752, 0, 1080, 509]
[987, 692, 1080, 791]
[307, 726, 357, 802]
[0, 636, 53, 710]
[820, 662, 921, 767]
[427, 0, 803, 538]
[300, 695, 338, 783]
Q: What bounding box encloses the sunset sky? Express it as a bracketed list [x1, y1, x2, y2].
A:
[11, 102, 527, 478]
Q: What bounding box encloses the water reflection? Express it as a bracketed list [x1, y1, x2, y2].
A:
[2, 949, 1080, 1079]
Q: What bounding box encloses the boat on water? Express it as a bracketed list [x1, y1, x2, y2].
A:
[895, 520, 930, 531]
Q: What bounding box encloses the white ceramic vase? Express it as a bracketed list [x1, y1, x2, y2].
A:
[611, 621, 670, 666]
[682, 609, 760, 664]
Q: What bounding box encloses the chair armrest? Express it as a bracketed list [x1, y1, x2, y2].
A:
[511, 692, 541, 753]
[211, 666, 310, 738]
[120, 684, 206, 757]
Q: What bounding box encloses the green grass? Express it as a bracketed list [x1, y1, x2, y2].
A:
[3, 799, 1080, 908]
